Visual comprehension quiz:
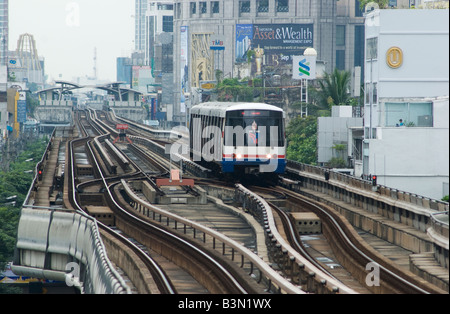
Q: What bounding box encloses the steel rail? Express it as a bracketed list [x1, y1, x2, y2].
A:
[275, 186, 434, 294]
[121, 179, 305, 294]
[85, 111, 253, 294]
[236, 184, 357, 294]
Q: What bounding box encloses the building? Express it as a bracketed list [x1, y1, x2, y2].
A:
[361, 9, 449, 200]
[0, 0, 7, 139]
[145, 1, 174, 66]
[8, 34, 45, 89]
[135, 0, 149, 52]
[171, 0, 365, 125]
[145, 1, 175, 124]
[318, 106, 363, 168]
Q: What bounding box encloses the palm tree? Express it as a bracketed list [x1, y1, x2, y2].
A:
[317, 68, 351, 109]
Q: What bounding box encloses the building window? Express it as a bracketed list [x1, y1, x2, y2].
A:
[257, 0, 269, 12]
[190, 2, 196, 15]
[354, 25, 364, 67]
[365, 83, 377, 105]
[336, 50, 345, 70]
[276, 0, 289, 12]
[355, 0, 363, 17]
[212, 1, 219, 13]
[366, 37, 378, 60]
[162, 16, 173, 33]
[239, 1, 250, 13]
[199, 1, 207, 14]
[336, 25, 346, 46]
[372, 83, 377, 104]
[385, 102, 433, 127]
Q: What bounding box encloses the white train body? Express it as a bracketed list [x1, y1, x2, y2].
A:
[189, 102, 286, 174]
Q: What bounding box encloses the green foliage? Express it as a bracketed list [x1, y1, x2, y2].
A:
[317, 68, 351, 109]
[286, 115, 317, 165]
[328, 157, 347, 168]
[442, 195, 449, 202]
[359, 0, 388, 10]
[0, 207, 20, 269]
[216, 77, 259, 102]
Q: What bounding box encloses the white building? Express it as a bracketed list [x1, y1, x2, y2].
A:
[362, 9, 449, 200]
[318, 106, 363, 167]
[144, 1, 174, 66]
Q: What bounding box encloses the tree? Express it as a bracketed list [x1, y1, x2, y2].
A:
[359, 0, 388, 10]
[286, 115, 318, 165]
[317, 68, 351, 109]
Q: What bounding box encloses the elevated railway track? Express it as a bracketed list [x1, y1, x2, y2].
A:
[11, 108, 448, 294]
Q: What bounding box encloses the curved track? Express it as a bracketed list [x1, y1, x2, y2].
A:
[70, 109, 259, 294]
[249, 185, 444, 294]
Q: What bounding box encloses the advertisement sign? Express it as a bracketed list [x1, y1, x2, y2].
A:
[151, 98, 158, 120]
[236, 24, 314, 66]
[132, 66, 153, 93]
[292, 55, 316, 80]
[210, 35, 225, 51]
[17, 91, 27, 123]
[235, 24, 253, 63]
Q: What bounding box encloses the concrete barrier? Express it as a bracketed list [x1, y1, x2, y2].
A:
[13, 208, 130, 294]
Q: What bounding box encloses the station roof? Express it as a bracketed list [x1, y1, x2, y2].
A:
[35, 81, 143, 96]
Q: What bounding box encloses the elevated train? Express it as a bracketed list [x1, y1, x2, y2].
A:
[189, 102, 286, 176]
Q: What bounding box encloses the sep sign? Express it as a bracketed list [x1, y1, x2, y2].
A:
[116, 124, 129, 130]
[292, 55, 316, 80]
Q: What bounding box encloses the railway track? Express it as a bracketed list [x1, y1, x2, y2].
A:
[69, 109, 266, 294]
[70, 109, 446, 294]
[247, 184, 445, 294]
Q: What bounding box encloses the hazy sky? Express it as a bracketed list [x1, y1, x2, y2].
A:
[9, 0, 135, 83]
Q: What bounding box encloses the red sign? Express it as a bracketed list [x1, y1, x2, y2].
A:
[116, 124, 129, 130]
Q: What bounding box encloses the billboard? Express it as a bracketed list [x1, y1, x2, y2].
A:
[180, 26, 189, 113]
[236, 24, 314, 66]
[17, 91, 27, 123]
[132, 66, 153, 93]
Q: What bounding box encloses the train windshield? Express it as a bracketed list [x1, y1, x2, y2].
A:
[224, 110, 284, 147]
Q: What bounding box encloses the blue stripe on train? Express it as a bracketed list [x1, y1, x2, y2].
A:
[221, 159, 286, 173]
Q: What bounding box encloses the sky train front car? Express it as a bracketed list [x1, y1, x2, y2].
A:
[189, 102, 286, 176]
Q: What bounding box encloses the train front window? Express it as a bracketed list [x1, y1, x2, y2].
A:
[225, 110, 284, 147]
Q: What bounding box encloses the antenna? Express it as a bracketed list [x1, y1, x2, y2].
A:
[93, 47, 97, 79]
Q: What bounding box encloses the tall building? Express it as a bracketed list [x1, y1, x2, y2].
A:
[145, 0, 174, 67]
[135, 0, 149, 52]
[145, 0, 174, 114]
[0, 0, 8, 140]
[0, 0, 8, 67]
[171, 0, 365, 125]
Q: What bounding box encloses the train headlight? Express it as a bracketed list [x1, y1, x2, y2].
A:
[266, 154, 272, 159]
[236, 154, 243, 159]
